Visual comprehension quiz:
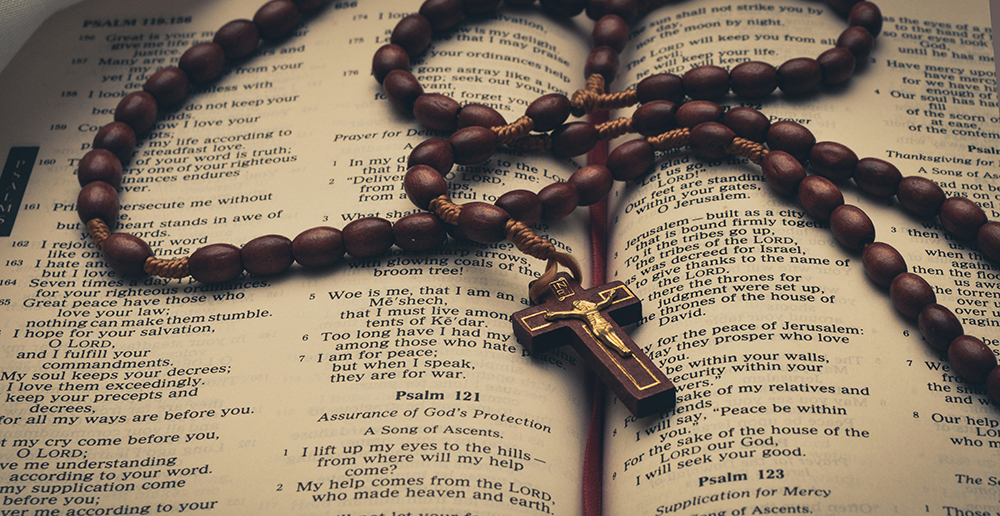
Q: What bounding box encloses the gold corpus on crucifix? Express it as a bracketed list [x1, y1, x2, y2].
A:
[543, 295, 633, 358]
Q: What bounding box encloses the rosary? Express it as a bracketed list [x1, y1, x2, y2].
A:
[73, 0, 1000, 417]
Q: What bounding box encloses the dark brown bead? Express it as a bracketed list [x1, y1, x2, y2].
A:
[463, 0, 502, 15]
[404, 165, 449, 209]
[889, 272, 936, 319]
[940, 197, 987, 240]
[414, 93, 461, 132]
[862, 242, 906, 287]
[179, 42, 225, 84]
[254, 0, 300, 40]
[408, 138, 454, 175]
[830, 204, 875, 250]
[504, 0, 536, 6]
[918, 304, 964, 352]
[189, 244, 243, 283]
[683, 65, 729, 101]
[675, 100, 723, 128]
[978, 221, 1000, 262]
[987, 368, 1000, 404]
[837, 26, 874, 62]
[897, 176, 946, 217]
[449, 126, 497, 165]
[569, 165, 613, 206]
[392, 14, 434, 56]
[496, 190, 542, 226]
[777, 58, 822, 95]
[242, 235, 293, 276]
[538, 182, 579, 220]
[798, 175, 843, 220]
[419, 0, 464, 31]
[93, 122, 136, 162]
[949, 336, 998, 384]
[853, 158, 901, 197]
[372, 44, 410, 84]
[828, 0, 861, 15]
[343, 217, 394, 258]
[630, 100, 677, 136]
[607, 139, 654, 181]
[458, 202, 509, 243]
[809, 141, 858, 182]
[592, 14, 629, 53]
[292, 227, 344, 268]
[761, 150, 805, 196]
[550, 122, 598, 158]
[722, 107, 770, 143]
[585, 0, 636, 23]
[143, 67, 189, 107]
[729, 61, 777, 98]
[213, 19, 259, 60]
[457, 103, 506, 129]
[636, 73, 684, 104]
[114, 91, 158, 134]
[585, 46, 619, 85]
[526, 94, 571, 133]
[78, 149, 122, 188]
[689, 122, 735, 161]
[383, 70, 424, 113]
[848, 1, 882, 37]
[767, 121, 815, 164]
[78, 181, 119, 229]
[539, 0, 586, 17]
[393, 213, 447, 251]
[817, 47, 856, 85]
[101, 233, 152, 277]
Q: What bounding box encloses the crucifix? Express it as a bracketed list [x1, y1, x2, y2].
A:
[512, 273, 676, 418]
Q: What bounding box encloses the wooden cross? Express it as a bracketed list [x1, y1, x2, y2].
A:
[512, 273, 676, 418]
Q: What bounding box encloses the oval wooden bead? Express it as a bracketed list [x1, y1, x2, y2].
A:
[569, 165, 613, 206]
[372, 44, 410, 84]
[837, 26, 874, 62]
[383, 70, 424, 113]
[292, 227, 344, 268]
[631, 100, 677, 136]
[585, 0, 636, 23]
[809, 141, 858, 182]
[897, 176, 946, 217]
[889, 272, 936, 319]
[949, 336, 998, 384]
[761, 150, 805, 196]
[585, 46, 619, 85]
[342, 217, 394, 258]
[978, 221, 1000, 262]
[636, 73, 684, 104]
[593, 14, 629, 53]
[414, 93, 461, 132]
[767, 121, 815, 164]
[495, 190, 542, 226]
[143, 67, 189, 107]
[689, 122, 735, 161]
[114, 91, 158, 134]
[939, 197, 987, 240]
[777, 58, 822, 95]
[722, 107, 770, 143]
[830, 204, 875, 250]
[526, 93, 571, 133]
[393, 213, 447, 251]
[798, 175, 843, 220]
[539, 0, 585, 18]
[419, 0, 464, 31]
[607, 139, 654, 181]
[853, 157, 901, 197]
[189, 244, 243, 284]
[538, 182, 579, 221]
[93, 122, 136, 162]
[449, 126, 497, 165]
[254, 0, 300, 40]
[988, 367, 1000, 404]
[179, 42, 225, 84]
[213, 19, 260, 60]
[391, 14, 433, 56]
[848, 1, 882, 37]
[457, 103, 506, 129]
[551, 122, 598, 158]
[78, 149, 122, 188]
[862, 242, 906, 287]
[242, 235, 293, 276]
[729, 61, 777, 98]
[918, 304, 964, 352]
[77, 181, 120, 229]
[404, 165, 448, 210]
[101, 233, 153, 277]
[408, 138, 454, 175]
[458, 202, 509, 244]
[817, 47, 856, 86]
[675, 100, 722, 128]
[683, 65, 729, 101]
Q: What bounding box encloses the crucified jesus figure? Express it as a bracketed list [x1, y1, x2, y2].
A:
[543, 294, 633, 358]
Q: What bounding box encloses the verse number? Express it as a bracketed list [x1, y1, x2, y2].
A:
[758, 469, 784, 480]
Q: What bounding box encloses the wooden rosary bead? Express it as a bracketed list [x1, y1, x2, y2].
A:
[675, 100, 722, 128]
[393, 213, 447, 251]
[213, 19, 260, 60]
[538, 182, 579, 221]
[729, 61, 777, 98]
[817, 47, 856, 86]
[592, 14, 629, 53]
[458, 202, 509, 243]
[419, 0, 464, 32]
[798, 175, 843, 220]
[93, 122, 136, 162]
[607, 139, 654, 181]
[414, 93, 462, 132]
[978, 221, 1000, 262]
[766, 121, 815, 164]
[550, 122, 598, 158]
[101, 233, 153, 277]
[291, 226, 344, 268]
[809, 141, 858, 182]
[988, 368, 1000, 405]
[585, 46, 620, 85]
[897, 176, 946, 217]
[253, 0, 301, 40]
[585, 0, 636, 23]
[503, 0, 536, 6]
[569, 165, 613, 206]
[342, 217, 395, 258]
[636, 73, 684, 104]
[853, 157, 901, 197]
[837, 26, 875, 62]
[189, 244, 243, 284]
[408, 139, 454, 175]
[404, 165, 449, 210]
[939, 197, 987, 240]
[457, 103, 506, 129]
[830, 204, 875, 250]
[848, 1, 882, 37]
[77, 181, 120, 229]
[449, 126, 498, 165]
[495, 190, 542, 226]
[242, 234, 294, 276]
[777, 57, 822, 95]
[383, 70, 424, 113]
[688, 122, 735, 161]
[78, 149, 123, 188]
[630, 100, 677, 136]
[142, 67, 189, 107]
[391, 14, 434, 56]
[862, 242, 906, 287]
[949, 336, 998, 384]
[179, 42, 226, 84]
[682, 65, 730, 101]
[114, 91, 158, 134]
[828, 0, 863, 15]
[539, 0, 586, 18]
[464, 0, 502, 16]
[889, 272, 935, 319]
[526, 94, 571, 132]
[918, 304, 964, 352]
[721, 107, 770, 143]
[761, 150, 806, 196]
[372, 44, 411, 84]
